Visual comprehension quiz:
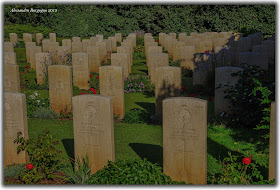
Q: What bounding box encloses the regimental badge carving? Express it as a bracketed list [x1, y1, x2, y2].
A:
[80, 102, 103, 133]
[55, 80, 64, 95]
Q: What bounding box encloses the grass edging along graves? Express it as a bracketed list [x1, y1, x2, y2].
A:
[5, 33, 274, 184]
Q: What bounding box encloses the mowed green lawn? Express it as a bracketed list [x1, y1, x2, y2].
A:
[15, 42, 269, 183]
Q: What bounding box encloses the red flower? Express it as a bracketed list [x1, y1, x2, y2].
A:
[208, 97, 212, 102]
[242, 157, 251, 165]
[181, 86, 186, 91]
[26, 164, 34, 169]
[96, 76, 99, 79]
[79, 92, 87, 95]
[189, 94, 195, 97]
[90, 74, 92, 78]
[27, 70, 29, 72]
[23, 71, 26, 74]
[210, 51, 213, 54]
[20, 52, 23, 55]
[156, 40, 159, 42]
[91, 88, 97, 94]
[24, 65, 29, 68]
[204, 51, 208, 53]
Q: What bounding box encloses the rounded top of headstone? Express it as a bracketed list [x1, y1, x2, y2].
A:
[163, 97, 207, 104]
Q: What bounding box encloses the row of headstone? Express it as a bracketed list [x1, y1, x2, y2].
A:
[5, 90, 275, 183]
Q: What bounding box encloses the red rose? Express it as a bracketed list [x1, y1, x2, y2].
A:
[242, 157, 251, 165]
[156, 40, 159, 42]
[20, 52, 23, 55]
[27, 70, 29, 72]
[79, 92, 87, 95]
[181, 86, 186, 91]
[208, 97, 212, 102]
[90, 74, 92, 78]
[26, 164, 34, 169]
[96, 76, 99, 79]
[91, 88, 97, 94]
[204, 51, 208, 53]
[23, 71, 26, 74]
[190, 94, 195, 97]
[210, 51, 213, 54]
[25, 65, 28, 68]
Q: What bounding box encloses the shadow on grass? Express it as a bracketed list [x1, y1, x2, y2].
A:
[129, 143, 163, 167]
[62, 138, 75, 165]
[135, 102, 155, 116]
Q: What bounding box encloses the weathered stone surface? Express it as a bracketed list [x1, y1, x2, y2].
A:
[169, 33, 177, 39]
[82, 39, 91, 53]
[145, 33, 153, 37]
[239, 52, 261, 67]
[179, 46, 195, 70]
[193, 53, 213, 85]
[25, 42, 36, 62]
[72, 53, 90, 90]
[115, 33, 122, 43]
[178, 32, 187, 42]
[87, 46, 101, 73]
[36, 33, 43, 45]
[214, 46, 231, 68]
[96, 34, 104, 42]
[149, 53, 169, 84]
[35, 53, 51, 84]
[48, 65, 72, 114]
[147, 46, 163, 67]
[117, 46, 132, 72]
[100, 66, 125, 119]
[214, 66, 243, 115]
[163, 97, 207, 184]
[269, 101, 275, 181]
[9, 33, 18, 43]
[121, 40, 133, 52]
[111, 53, 129, 79]
[29, 46, 42, 69]
[72, 42, 83, 53]
[173, 42, 185, 62]
[198, 40, 212, 53]
[103, 39, 112, 53]
[48, 42, 59, 54]
[49, 33, 56, 42]
[144, 37, 155, 46]
[145, 42, 158, 56]
[159, 33, 167, 45]
[96, 42, 107, 61]
[4, 64, 20, 92]
[155, 66, 181, 117]
[4, 52, 17, 65]
[127, 34, 136, 47]
[4, 42, 14, 52]
[62, 39, 72, 52]
[72, 37, 81, 43]
[90, 37, 98, 46]
[108, 37, 117, 52]
[4, 92, 28, 167]
[72, 94, 115, 174]
[42, 39, 51, 53]
[252, 45, 269, 70]
[23, 33, 32, 42]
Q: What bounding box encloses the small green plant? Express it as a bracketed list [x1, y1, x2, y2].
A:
[122, 108, 149, 124]
[24, 91, 50, 118]
[88, 159, 185, 184]
[169, 59, 181, 67]
[14, 39, 25, 48]
[32, 107, 59, 119]
[4, 163, 25, 179]
[210, 152, 275, 184]
[14, 130, 65, 184]
[89, 73, 100, 93]
[60, 155, 92, 184]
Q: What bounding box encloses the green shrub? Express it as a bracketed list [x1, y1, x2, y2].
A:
[4, 24, 53, 39]
[14, 130, 65, 184]
[122, 109, 149, 124]
[88, 159, 185, 184]
[14, 39, 25, 48]
[32, 107, 59, 119]
[60, 156, 92, 184]
[210, 152, 275, 184]
[4, 163, 25, 179]
[24, 91, 50, 118]
[224, 64, 275, 128]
